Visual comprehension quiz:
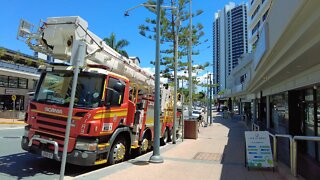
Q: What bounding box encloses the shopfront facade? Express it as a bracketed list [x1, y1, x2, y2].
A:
[230, 1, 320, 179]
[288, 86, 320, 179]
[0, 48, 40, 118]
[0, 75, 34, 110]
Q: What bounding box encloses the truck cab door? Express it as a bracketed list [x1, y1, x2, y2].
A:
[104, 76, 127, 126]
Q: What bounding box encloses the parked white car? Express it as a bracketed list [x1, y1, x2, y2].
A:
[192, 110, 201, 118]
[182, 107, 202, 120]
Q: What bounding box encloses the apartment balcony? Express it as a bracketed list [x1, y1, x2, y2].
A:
[249, 0, 272, 30]
[248, 0, 260, 17]
[249, 9, 261, 30]
[260, 0, 271, 16]
[225, 53, 254, 97]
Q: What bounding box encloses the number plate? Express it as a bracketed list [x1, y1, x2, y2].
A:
[41, 151, 53, 159]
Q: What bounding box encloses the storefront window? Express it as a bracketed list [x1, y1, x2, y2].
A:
[8, 77, 18, 88]
[317, 87, 320, 162]
[250, 99, 258, 120]
[0, 95, 24, 111]
[270, 92, 289, 134]
[18, 78, 28, 89]
[33, 79, 38, 89]
[0, 75, 8, 87]
[305, 89, 315, 159]
[0, 76, 29, 89]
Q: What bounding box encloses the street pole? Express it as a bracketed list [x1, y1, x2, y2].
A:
[209, 74, 213, 124]
[149, 0, 163, 163]
[206, 74, 209, 125]
[188, 0, 193, 117]
[59, 40, 86, 180]
[181, 78, 184, 142]
[13, 100, 15, 120]
[172, 0, 179, 144]
[124, 0, 176, 163]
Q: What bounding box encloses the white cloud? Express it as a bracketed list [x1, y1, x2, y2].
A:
[142, 67, 168, 84]
[142, 66, 209, 84]
[142, 67, 155, 75]
[197, 72, 214, 84]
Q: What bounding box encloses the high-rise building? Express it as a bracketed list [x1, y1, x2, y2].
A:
[213, 2, 248, 95]
[248, 0, 272, 51]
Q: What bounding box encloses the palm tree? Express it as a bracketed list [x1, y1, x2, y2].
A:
[103, 33, 130, 58]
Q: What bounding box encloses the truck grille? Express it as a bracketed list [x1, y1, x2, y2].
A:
[38, 113, 68, 121]
[33, 130, 75, 152]
[29, 109, 82, 153]
[37, 120, 66, 129]
[36, 112, 68, 134]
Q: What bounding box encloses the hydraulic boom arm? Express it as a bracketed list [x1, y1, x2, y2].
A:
[18, 16, 155, 89]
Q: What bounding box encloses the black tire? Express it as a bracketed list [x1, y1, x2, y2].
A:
[108, 136, 127, 165]
[133, 131, 152, 156]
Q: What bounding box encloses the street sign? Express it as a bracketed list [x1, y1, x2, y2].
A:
[245, 131, 274, 168]
[11, 95, 16, 101]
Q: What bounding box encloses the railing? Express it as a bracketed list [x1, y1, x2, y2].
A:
[267, 133, 293, 169]
[251, 126, 294, 175]
[250, 123, 320, 177]
[251, 122, 260, 131]
[275, 134, 293, 171]
[292, 136, 320, 176]
[266, 132, 319, 177]
[268, 133, 277, 162]
[0, 60, 38, 74]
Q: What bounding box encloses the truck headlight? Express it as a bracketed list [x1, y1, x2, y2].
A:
[75, 141, 97, 151]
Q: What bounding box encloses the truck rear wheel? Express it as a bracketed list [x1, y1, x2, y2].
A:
[140, 137, 149, 153]
[108, 136, 127, 165]
[134, 135, 150, 156]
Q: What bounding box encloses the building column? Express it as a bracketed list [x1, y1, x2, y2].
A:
[239, 98, 243, 115]
[252, 99, 257, 123]
[266, 95, 270, 129]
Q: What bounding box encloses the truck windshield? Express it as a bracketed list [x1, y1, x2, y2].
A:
[34, 71, 104, 108]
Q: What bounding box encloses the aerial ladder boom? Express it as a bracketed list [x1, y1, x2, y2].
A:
[18, 16, 155, 89]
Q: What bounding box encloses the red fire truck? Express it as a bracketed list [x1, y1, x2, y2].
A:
[19, 16, 180, 166]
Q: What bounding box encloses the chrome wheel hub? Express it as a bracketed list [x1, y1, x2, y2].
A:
[113, 143, 126, 161]
[141, 139, 149, 152]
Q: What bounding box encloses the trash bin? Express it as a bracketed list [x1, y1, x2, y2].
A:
[184, 117, 198, 139]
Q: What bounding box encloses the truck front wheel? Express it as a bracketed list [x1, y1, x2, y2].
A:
[108, 137, 127, 165]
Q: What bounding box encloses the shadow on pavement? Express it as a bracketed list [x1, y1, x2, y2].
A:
[212, 113, 280, 180]
[0, 152, 60, 179]
[0, 152, 106, 179]
[128, 160, 150, 166]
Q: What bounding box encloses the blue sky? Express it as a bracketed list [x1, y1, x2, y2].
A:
[0, 0, 244, 74]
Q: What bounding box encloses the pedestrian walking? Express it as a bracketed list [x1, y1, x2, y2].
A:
[198, 109, 205, 127]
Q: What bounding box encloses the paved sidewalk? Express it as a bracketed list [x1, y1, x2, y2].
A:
[74, 112, 302, 180]
[0, 118, 25, 124]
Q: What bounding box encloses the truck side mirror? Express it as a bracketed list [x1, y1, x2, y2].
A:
[114, 82, 125, 92]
